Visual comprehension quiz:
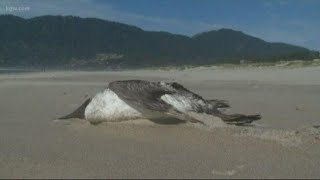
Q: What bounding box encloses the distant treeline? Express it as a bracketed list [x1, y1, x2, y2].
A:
[0, 15, 318, 69]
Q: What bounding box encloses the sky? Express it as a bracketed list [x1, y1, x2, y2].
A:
[0, 0, 319, 50]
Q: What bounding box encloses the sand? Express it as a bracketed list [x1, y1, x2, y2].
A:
[0, 66, 320, 178]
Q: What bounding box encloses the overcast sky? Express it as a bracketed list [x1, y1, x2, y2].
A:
[0, 0, 319, 50]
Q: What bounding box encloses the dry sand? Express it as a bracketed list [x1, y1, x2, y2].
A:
[0, 66, 320, 178]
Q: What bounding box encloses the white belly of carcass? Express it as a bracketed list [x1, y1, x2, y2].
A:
[84, 89, 143, 123]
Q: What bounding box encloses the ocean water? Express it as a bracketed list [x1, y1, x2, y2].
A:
[0, 69, 37, 74]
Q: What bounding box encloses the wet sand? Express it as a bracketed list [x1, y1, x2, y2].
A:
[0, 66, 320, 178]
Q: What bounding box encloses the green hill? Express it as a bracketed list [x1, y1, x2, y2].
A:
[0, 15, 318, 69]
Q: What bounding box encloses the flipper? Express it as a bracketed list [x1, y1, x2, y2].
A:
[58, 98, 92, 120]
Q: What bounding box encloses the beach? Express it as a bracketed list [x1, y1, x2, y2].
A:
[0, 66, 320, 178]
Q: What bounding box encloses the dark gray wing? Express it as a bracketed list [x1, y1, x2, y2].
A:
[109, 80, 260, 126]
[109, 80, 203, 124]
[163, 82, 230, 112]
[214, 111, 261, 126]
[109, 80, 172, 112]
[164, 82, 260, 125]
